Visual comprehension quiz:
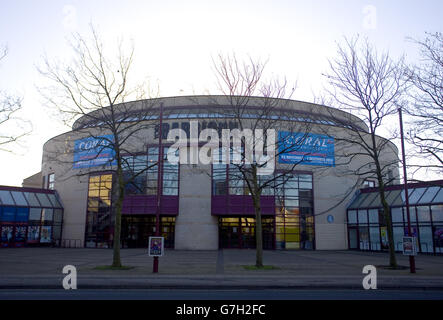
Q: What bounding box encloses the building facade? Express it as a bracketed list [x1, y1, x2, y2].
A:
[38, 96, 400, 250]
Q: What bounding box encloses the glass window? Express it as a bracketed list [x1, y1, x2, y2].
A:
[48, 194, 63, 208]
[348, 210, 357, 224]
[359, 192, 378, 208]
[16, 207, 29, 222]
[433, 225, 443, 253]
[358, 210, 368, 224]
[419, 186, 440, 204]
[433, 188, 443, 203]
[419, 226, 433, 253]
[393, 227, 404, 251]
[368, 209, 379, 223]
[388, 190, 403, 207]
[23, 192, 40, 206]
[36, 193, 52, 207]
[11, 191, 27, 206]
[299, 175, 312, 189]
[406, 208, 417, 223]
[1, 207, 15, 222]
[53, 209, 63, 223]
[29, 208, 42, 221]
[369, 227, 380, 250]
[363, 180, 375, 188]
[349, 193, 368, 209]
[417, 206, 431, 223]
[391, 207, 403, 223]
[359, 227, 370, 250]
[408, 187, 427, 204]
[432, 205, 443, 222]
[41, 208, 53, 222]
[0, 190, 15, 205]
[212, 165, 227, 196]
[48, 173, 55, 190]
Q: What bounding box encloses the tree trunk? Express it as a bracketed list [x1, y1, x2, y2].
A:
[251, 168, 263, 268]
[376, 170, 397, 268]
[254, 193, 263, 268]
[112, 166, 125, 268]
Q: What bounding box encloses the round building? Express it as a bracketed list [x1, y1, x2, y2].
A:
[40, 95, 400, 250]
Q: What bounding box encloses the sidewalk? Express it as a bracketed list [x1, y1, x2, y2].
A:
[1, 248, 443, 289]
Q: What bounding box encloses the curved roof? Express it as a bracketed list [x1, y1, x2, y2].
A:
[71, 95, 369, 132]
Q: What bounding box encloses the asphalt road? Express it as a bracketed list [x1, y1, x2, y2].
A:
[1, 288, 443, 300]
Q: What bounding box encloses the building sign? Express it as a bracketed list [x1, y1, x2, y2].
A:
[278, 131, 335, 166]
[73, 135, 117, 169]
[402, 236, 417, 256]
[148, 236, 164, 257]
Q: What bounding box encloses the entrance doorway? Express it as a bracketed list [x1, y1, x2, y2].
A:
[219, 217, 274, 249]
[121, 215, 175, 248]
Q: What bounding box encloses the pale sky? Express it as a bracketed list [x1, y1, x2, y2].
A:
[0, 0, 442, 186]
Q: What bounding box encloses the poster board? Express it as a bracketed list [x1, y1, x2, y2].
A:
[402, 236, 417, 256]
[148, 236, 164, 257]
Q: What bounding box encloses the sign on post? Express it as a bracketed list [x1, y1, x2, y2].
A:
[402, 236, 417, 256]
[148, 236, 164, 257]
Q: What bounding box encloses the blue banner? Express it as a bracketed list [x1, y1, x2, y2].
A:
[278, 131, 335, 166]
[73, 135, 117, 169]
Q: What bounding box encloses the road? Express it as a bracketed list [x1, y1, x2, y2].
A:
[1, 288, 443, 300]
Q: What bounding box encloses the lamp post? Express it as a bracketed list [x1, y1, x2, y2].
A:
[153, 103, 164, 273]
[398, 107, 416, 273]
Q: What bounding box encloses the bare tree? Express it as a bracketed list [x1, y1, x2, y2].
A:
[211, 53, 322, 267]
[322, 36, 407, 268]
[0, 46, 30, 152]
[38, 26, 157, 267]
[405, 32, 443, 177]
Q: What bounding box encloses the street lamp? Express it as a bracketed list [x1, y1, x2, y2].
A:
[398, 107, 416, 273]
[153, 103, 164, 273]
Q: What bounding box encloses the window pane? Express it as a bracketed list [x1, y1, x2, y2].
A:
[433, 225, 443, 253]
[358, 210, 368, 224]
[41, 208, 53, 222]
[368, 209, 379, 223]
[48, 194, 63, 208]
[1, 207, 15, 222]
[11, 191, 27, 206]
[419, 187, 440, 204]
[360, 192, 378, 208]
[433, 188, 443, 203]
[348, 210, 357, 224]
[359, 227, 369, 250]
[408, 188, 427, 204]
[36, 193, 52, 207]
[391, 207, 403, 223]
[0, 190, 15, 205]
[29, 208, 41, 221]
[393, 227, 404, 251]
[54, 209, 63, 223]
[370, 227, 380, 250]
[417, 206, 431, 223]
[16, 208, 29, 222]
[419, 226, 433, 253]
[432, 205, 443, 222]
[23, 192, 40, 206]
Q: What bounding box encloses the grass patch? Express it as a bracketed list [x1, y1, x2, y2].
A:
[242, 265, 279, 271]
[93, 265, 135, 271]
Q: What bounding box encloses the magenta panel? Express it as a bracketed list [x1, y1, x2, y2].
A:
[211, 195, 275, 216]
